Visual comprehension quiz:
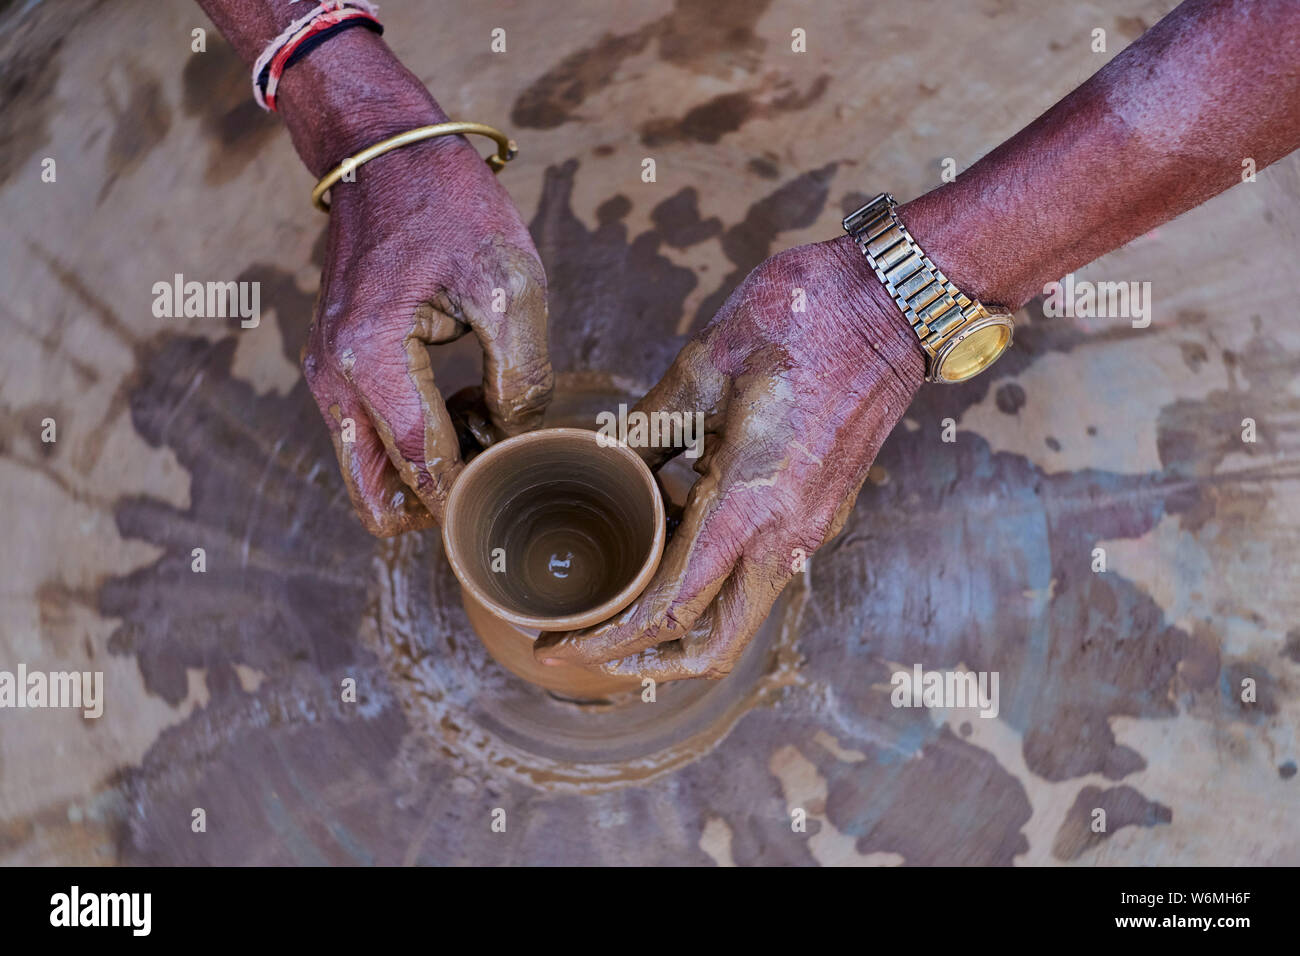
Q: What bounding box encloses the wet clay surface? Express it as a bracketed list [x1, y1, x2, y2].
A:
[495, 478, 640, 615]
[442, 425, 665, 698]
[448, 431, 660, 620]
[2, 0, 1299, 865]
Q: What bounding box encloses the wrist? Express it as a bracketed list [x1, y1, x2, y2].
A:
[829, 235, 927, 392]
[896, 186, 1037, 312]
[274, 28, 447, 177]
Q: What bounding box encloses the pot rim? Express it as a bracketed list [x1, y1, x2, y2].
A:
[441, 427, 666, 632]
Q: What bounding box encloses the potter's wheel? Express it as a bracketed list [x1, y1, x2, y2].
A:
[369, 373, 804, 791]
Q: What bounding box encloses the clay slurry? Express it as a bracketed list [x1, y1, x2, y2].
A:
[493, 478, 641, 616]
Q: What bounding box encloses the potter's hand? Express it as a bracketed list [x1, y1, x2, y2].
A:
[302, 128, 552, 535]
[535, 238, 923, 679]
[530, 0, 1300, 677]
[190, 6, 554, 536]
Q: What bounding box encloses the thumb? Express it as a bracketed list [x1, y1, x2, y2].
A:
[626, 334, 729, 470]
[460, 241, 554, 436]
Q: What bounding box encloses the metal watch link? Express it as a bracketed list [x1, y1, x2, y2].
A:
[843, 193, 1013, 383]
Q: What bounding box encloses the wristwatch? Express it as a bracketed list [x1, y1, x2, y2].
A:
[843, 193, 1013, 383]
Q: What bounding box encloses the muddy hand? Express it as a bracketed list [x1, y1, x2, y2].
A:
[536, 237, 925, 680]
[302, 133, 553, 536]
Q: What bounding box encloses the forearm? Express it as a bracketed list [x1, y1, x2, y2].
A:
[195, 0, 446, 176]
[894, 0, 1300, 311]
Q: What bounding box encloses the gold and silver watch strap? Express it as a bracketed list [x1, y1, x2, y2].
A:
[842, 193, 987, 350]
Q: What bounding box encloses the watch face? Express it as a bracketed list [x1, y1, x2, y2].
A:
[933, 315, 1014, 383]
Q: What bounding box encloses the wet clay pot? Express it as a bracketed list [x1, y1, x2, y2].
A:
[442, 428, 665, 699]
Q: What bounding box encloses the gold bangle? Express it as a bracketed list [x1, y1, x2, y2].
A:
[311, 121, 518, 212]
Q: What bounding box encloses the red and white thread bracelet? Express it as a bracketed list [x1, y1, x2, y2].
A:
[252, 1, 382, 111]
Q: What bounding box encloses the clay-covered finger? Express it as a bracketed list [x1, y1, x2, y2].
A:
[459, 242, 555, 437]
[349, 332, 463, 524]
[311, 387, 436, 537]
[533, 463, 738, 666]
[597, 551, 791, 681]
[625, 336, 729, 470]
